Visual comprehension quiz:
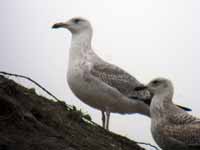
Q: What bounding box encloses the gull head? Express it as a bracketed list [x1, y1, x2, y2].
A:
[52, 17, 92, 34]
[147, 78, 174, 98]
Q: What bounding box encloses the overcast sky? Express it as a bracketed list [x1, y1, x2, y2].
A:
[1, 0, 200, 149]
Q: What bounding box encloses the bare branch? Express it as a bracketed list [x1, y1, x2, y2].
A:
[0, 71, 61, 102]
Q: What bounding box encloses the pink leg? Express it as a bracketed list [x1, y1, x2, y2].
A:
[105, 110, 110, 130]
[101, 111, 106, 128]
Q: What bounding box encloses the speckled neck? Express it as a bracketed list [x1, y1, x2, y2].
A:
[69, 29, 93, 60]
[150, 91, 173, 119]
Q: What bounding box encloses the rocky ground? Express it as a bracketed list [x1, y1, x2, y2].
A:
[0, 75, 146, 150]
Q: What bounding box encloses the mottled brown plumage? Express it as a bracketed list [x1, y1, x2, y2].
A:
[148, 78, 200, 150]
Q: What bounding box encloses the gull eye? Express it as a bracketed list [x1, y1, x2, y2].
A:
[73, 19, 81, 24]
[152, 80, 160, 86]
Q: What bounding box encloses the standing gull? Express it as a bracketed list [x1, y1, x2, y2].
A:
[146, 78, 200, 150]
[52, 17, 191, 130]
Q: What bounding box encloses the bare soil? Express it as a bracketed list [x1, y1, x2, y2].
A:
[0, 75, 145, 150]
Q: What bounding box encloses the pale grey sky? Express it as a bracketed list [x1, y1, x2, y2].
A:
[1, 0, 200, 149]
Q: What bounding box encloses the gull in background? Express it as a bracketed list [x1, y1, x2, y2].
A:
[146, 78, 200, 150]
[52, 17, 191, 130]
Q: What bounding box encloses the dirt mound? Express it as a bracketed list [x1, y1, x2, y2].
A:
[0, 75, 145, 150]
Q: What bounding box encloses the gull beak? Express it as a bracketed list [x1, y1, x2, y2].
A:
[143, 94, 153, 106]
[141, 98, 151, 106]
[52, 22, 68, 29]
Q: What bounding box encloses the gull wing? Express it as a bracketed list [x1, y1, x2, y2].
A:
[162, 121, 200, 147]
[168, 110, 198, 124]
[90, 63, 151, 100]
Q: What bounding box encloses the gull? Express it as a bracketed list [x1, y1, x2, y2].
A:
[145, 78, 200, 150]
[52, 17, 191, 130]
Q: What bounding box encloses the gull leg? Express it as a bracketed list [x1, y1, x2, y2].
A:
[101, 111, 106, 129]
[105, 110, 110, 130]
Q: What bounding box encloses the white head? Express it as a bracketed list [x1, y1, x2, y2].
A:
[147, 78, 174, 95]
[147, 78, 174, 101]
[146, 78, 192, 114]
[146, 78, 174, 118]
[52, 17, 93, 35]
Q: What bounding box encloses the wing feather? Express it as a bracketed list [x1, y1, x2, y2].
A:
[90, 63, 151, 100]
[162, 123, 200, 146]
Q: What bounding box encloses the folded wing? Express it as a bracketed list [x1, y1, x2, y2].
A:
[90, 63, 151, 100]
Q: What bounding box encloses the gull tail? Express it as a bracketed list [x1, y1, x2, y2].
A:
[129, 96, 192, 111]
[131, 86, 192, 112]
[176, 104, 192, 111]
